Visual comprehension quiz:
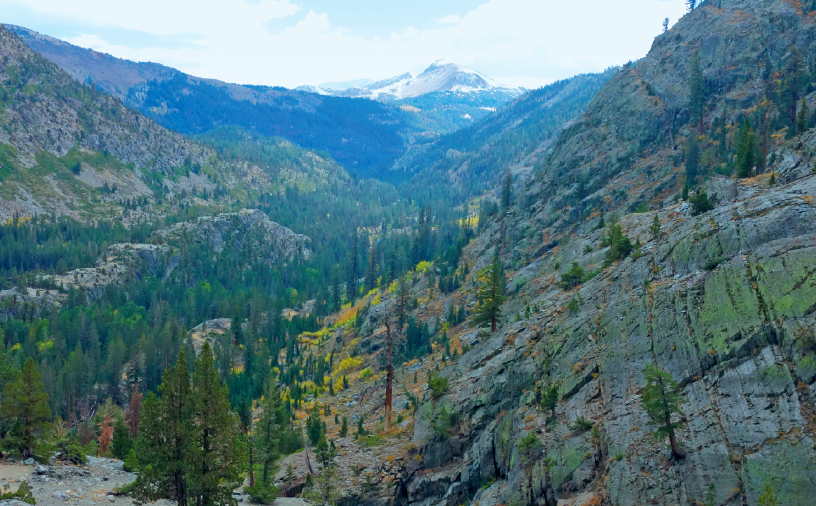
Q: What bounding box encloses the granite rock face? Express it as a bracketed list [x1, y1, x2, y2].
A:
[397, 1, 816, 504]
[157, 209, 311, 263]
[401, 176, 816, 506]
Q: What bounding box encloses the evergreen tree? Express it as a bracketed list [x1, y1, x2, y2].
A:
[689, 52, 705, 132]
[650, 215, 661, 240]
[339, 417, 348, 438]
[187, 342, 243, 506]
[304, 435, 339, 506]
[112, 417, 134, 460]
[133, 352, 193, 506]
[471, 256, 506, 333]
[501, 172, 513, 211]
[1, 358, 51, 459]
[797, 97, 809, 135]
[364, 246, 377, 293]
[758, 483, 778, 506]
[257, 381, 282, 483]
[540, 384, 559, 418]
[736, 118, 756, 178]
[641, 363, 687, 459]
[782, 47, 805, 136]
[231, 313, 243, 346]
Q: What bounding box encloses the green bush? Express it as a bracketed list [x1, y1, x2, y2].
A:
[569, 416, 593, 434]
[428, 375, 449, 399]
[603, 224, 634, 265]
[123, 448, 138, 472]
[560, 262, 586, 289]
[690, 190, 714, 216]
[246, 482, 279, 504]
[517, 432, 542, 462]
[0, 481, 35, 504]
[432, 406, 454, 440]
[54, 440, 88, 465]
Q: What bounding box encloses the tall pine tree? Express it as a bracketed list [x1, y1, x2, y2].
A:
[1, 358, 51, 459]
[471, 256, 506, 333]
[188, 343, 243, 506]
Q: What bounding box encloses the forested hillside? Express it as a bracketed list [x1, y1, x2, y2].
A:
[10, 1, 816, 505]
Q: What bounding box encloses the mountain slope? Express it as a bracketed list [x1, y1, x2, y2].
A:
[383, 1, 816, 505]
[259, 1, 816, 505]
[5, 24, 413, 176]
[393, 70, 615, 206]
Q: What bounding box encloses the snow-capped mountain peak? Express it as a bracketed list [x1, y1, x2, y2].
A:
[312, 61, 521, 101]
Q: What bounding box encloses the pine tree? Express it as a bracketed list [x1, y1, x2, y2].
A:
[112, 417, 133, 460]
[364, 246, 377, 293]
[782, 47, 805, 136]
[797, 97, 809, 135]
[231, 313, 243, 346]
[471, 256, 506, 333]
[650, 215, 661, 240]
[1, 358, 51, 459]
[0, 338, 19, 406]
[501, 172, 513, 211]
[540, 384, 559, 417]
[641, 363, 687, 459]
[133, 352, 193, 506]
[257, 381, 282, 483]
[304, 435, 339, 506]
[758, 483, 778, 506]
[736, 118, 756, 178]
[339, 417, 348, 438]
[187, 342, 243, 506]
[689, 52, 705, 132]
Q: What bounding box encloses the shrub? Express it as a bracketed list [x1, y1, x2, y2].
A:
[567, 298, 580, 313]
[517, 432, 543, 462]
[432, 406, 454, 439]
[428, 375, 449, 399]
[54, 439, 88, 465]
[604, 224, 634, 264]
[569, 416, 593, 433]
[690, 190, 714, 216]
[0, 481, 35, 504]
[247, 482, 280, 504]
[560, 262, 586, 289]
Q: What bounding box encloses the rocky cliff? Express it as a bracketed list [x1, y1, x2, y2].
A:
[386, 1, 816, 505]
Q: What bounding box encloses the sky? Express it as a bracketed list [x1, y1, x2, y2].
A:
[1, 0, 689, 89]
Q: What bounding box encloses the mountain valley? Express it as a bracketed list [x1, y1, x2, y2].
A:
[1, 1, 816, 506]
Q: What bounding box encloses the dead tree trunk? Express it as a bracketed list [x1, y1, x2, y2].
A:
[385, 319, 394, 431]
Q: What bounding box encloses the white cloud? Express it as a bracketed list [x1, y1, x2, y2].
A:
[438, 15, 461, 24]
[5, 0, 689, 88]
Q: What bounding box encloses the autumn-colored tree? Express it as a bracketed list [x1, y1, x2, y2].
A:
[126, 384, 143, 438]
[98, 398, 115, 456]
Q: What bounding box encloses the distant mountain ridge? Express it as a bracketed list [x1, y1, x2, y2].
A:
[303, 60, 524, 101]
[4, 24, 413, 175]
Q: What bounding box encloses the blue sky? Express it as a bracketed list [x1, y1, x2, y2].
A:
[1, 0, 689, 88]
